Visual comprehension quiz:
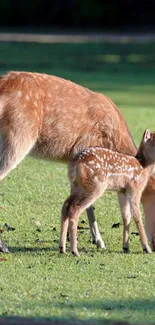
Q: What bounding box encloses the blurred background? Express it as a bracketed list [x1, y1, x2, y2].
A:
[0, 0, 154, 143]
[0, 0, 155, 30]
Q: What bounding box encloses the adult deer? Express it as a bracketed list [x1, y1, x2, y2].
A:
[60, 129, 155, 256]
[0, 71, 154, 252]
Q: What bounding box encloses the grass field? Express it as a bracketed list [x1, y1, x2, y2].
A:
[0, 39, 155, 324]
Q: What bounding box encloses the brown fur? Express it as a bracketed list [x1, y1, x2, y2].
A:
[60, 130, 155, 256]
[0, 71, 154, 252]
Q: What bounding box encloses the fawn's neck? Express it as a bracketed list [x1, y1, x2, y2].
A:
[136, 151, 155, 176]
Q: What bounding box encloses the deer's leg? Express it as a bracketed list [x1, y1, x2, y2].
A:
[142, 188, 155, 251]
[0, 116, 39, 252]
[128, 192, 152, 254]
[86, 206, 106, 249]
[118, 192, 131, 253]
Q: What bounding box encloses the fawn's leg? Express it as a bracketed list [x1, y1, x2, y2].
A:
[59, 185, 83, 254]
[118, 192, 131, 253]
[65, 185, 79, 248]
[60, 194, 90, 257]
[86, 206, 106, 249]
[60, 183, 105, 256]
[60, 193, 82, 256]
[67, 185, 106, 249]
[59, 198, 70, 254]
[128, 192, 152, 253]
[69, 197, 84, 257]
[69, 182, 107, 256]
[70, 183, 105, 249]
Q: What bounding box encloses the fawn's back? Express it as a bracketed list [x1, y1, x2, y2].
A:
[69, 147, 146, 193]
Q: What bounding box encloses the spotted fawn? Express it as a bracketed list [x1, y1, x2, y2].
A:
[60, 129, 155, 256]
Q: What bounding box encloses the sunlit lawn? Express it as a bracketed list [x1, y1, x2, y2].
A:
[0, 40, 155, 324]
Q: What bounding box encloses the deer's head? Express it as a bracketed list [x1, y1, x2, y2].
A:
[137, 129, 155, 166]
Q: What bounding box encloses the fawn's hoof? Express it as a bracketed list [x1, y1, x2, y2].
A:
[0, 241, 9, 253]
[59, 246, 66, 254]
[143, 247, 152, 254]
[123, 247, 130, 254]
[93, 239, 106, 250]
[97, 240, 106, 249]
[72, 251, 80, 257]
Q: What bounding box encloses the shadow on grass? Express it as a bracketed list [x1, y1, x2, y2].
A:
[0, 315, 129, 325]
[7, 242, 144, 256]
[108, 250, 142, 255]
[7, 246, 57, 254]
[68, 298, 155, 312]
[8, 245, 96, 255]
[1, 297, 155, 324]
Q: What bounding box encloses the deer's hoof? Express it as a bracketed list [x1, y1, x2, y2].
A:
[123, 247, 130, 254]
[0, 241, 9, 253]
[59, 246, 66, 254]
[93, 239, 106, 249]
[72, 251, 80, 257]
[143, 247, 152, 254]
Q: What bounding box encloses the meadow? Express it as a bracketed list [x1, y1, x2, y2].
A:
[0, 39, 155, 324]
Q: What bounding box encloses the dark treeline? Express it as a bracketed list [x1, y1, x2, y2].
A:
[0, 0, 155, 29]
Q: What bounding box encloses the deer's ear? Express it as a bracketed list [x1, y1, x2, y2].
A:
[143, 129, 151, 143]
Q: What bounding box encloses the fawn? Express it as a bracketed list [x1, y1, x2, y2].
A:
[59, 129, 155, 257]
[0, 71, 155, 253]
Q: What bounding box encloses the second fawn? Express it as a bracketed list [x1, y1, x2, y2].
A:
[60, 129, 155, 256]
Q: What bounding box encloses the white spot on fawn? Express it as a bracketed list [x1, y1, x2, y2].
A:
[26, 95, 30, 101]
[34, 101, 38, 107]
[96, 162, 101, 168]
[17, 91, 22, 98]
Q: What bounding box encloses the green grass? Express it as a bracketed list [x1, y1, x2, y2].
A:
[0, 40, 155, 324]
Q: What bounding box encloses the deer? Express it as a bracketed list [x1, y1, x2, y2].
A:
[59, 129, 155, 257]
[0, 71, 155, 253]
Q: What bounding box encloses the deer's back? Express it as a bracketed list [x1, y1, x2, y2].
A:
[0, 71, 137, 161]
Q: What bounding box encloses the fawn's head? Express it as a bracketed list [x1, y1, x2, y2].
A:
[137, 129, 155, 166]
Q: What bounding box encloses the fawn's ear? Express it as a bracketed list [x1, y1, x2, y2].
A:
[143, 129, 151, 143]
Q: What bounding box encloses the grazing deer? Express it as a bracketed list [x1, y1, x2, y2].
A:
[59, 129, 155, 256]
[0, 71, 155, 253]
